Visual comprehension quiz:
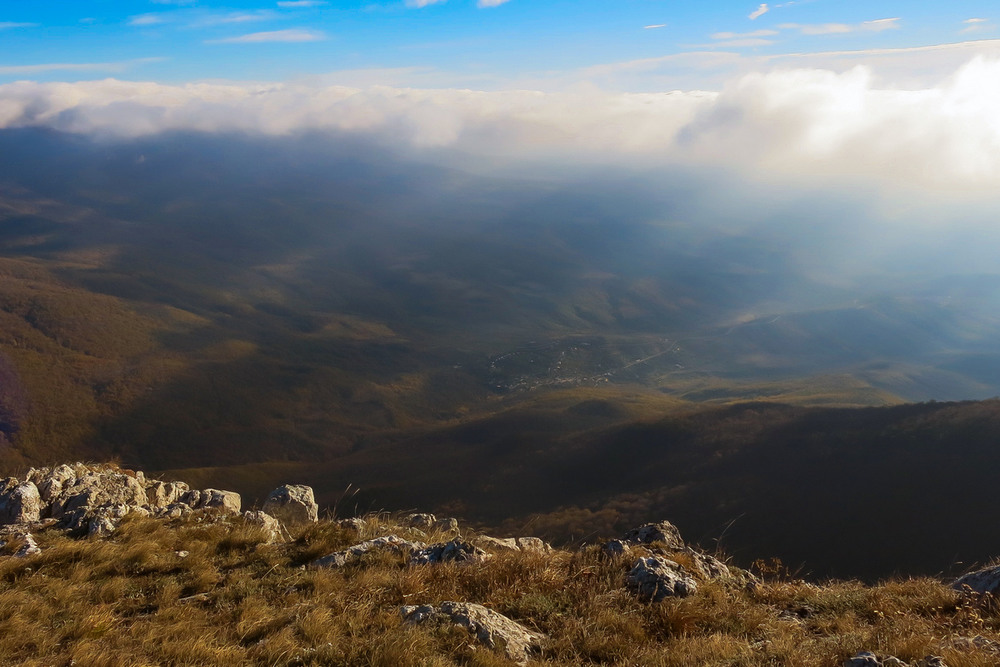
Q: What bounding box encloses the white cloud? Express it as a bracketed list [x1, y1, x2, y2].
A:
[192, 11, 277, 27]
[209, 29, 325, 43]
[0, 58, 163, 75]
[478, 0, 511, 7]
[0, 22, 37, 30]
[963, 18, 993, 34]
[644, 24, 667, 30]
[7, 57, 1000, 193]
[712, 30, 778, 39]
[749, 4, 769, 20]
[704, 38, 774, 48]
[406, 0, 446, 7]
[277, 1, 329, 6]
[779, 17, 900, 36]
[861, 18, 901, 32]
[128, 14, 167, 26]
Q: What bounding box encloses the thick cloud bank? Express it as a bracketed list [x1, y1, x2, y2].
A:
[3, 58, 1000, 190]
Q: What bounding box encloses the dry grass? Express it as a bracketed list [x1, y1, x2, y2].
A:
[0, 513, 996, 665]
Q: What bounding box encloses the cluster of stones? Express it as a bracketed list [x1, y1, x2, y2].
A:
[844, 652, 948, 667]
[0, 463, 322, 548]
[600, 520, 743, 602]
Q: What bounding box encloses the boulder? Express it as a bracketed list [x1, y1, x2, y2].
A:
[474, 535, 551, 554]
[262, 484, 318, 526]
[0, 480, 41, 524]
[337, 517, 367, 533]
[474, 535, 520, 553]
[627, 556, 698, 601]
[623, 521, 684, 549]
[31, 464, 76, 505]
[311, 535, 427, 569]
[146, 481, 189, 509]
[14, 533, 40, 558]
[51, 470, 147, 520]
[515, 537, 551, 552]
[683, 547, 731, 580]
[400, 602, 545, 664]
[404, 513, 436, 529]
[410, 538, 488, 565]
[243, 510, 283, 543]
[434, 517, 460, 533]
[843, 653, 883, 667]
[202, 489, 241, 514]
[843, 653, 923, 667]
[953, 565, 1000, 595]
[601, 540, 629, 559]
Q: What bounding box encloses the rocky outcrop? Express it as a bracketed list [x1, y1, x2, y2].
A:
[311, 535, 428, 569]
[627, 556, 698, 601]
[844, 653, 947, 667]
[401, 602, 545, 664]
[243, 510, 284, 543]
[0, 464, 243, 537]
[262, 484, 318, 526]
[410, 538, 488, 565]
[622, 521, 685, 549]
[0, 480, 41, 524]
[474, 535, 552, 554]
[953, 565, 1000, 595]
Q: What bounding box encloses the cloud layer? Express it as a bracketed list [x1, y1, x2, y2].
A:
[4, 57, 1000, 192]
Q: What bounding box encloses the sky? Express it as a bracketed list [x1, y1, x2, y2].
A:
[1, 0, 998, 88]
[4, 2, 1000, 207]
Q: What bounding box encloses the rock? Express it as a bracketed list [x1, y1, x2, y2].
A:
[843, 653, 919, 667]
[243, 510, 283, 543]
[51, 470, 147, 520]
[180, 489, 204, 509]
[146, 481, 189, 509]
[88, 511, 119, 537]
[516, 537, 551, 552]
[337, 517, 367, 533]
[627, 556, 698, 601]
[474, 535, 520, 553]
[33, 464, 76, 505]
[14, 533, 40, 558]
[602, 540, 629, 559]
[949, 635, 1000, 653]
[201, 489, 241, 514]
[682, 547, 731, 579]
[404, 512, 436, 529]
[311, 535, 427, 569]
[262, 484, 318, 526]
[953, 565, 1000, 595]
[410, 538, 488, 565]
[844, 652, 882, 667]
[914, 658, 948, 667]
[0, 480, 41, 524]
[623, 521, 685, 549]
[400, 602, 545, 664]
[474, 535, 550, 554]
[434, 517, 459, 533]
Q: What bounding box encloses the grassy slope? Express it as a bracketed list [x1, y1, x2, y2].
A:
[0, 510, 997, 666]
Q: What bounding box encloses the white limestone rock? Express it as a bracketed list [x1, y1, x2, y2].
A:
[262, 484, 318, 526]
[401, 602, 546, 665]
[311, 535, 427, 569]
[0, 480, 41, 525]
[627, 556, 698, 601]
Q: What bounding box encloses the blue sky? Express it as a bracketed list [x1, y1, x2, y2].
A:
[1, 1, 998, 87]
